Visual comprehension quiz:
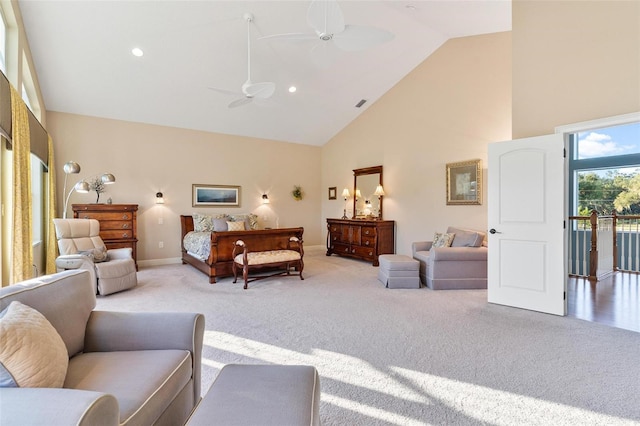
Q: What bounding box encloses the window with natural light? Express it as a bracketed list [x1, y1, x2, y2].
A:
[0, 9, 6, 73]
[572, 122, 640, 215]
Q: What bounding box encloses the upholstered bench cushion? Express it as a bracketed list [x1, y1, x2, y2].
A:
[64, 349, 192, 425]
[379, 254, 420, 271]
[234, 249, 301, 265]
[378, 255, 420, 289]
[187, 364, 320, 426]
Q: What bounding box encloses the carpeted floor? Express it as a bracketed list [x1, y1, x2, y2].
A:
[96, 246, 640, 425]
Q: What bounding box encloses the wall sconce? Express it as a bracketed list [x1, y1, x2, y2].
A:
[341, 188, 350, 219]
[262, 194, 270, 204]
[156, 192, 165, 204]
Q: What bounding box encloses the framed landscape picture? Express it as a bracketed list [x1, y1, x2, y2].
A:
[446, 159, 482, 205]
[192, 184, 240, 207]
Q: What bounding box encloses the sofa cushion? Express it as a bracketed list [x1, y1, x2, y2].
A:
[447, 227, 485, 247]
[433, 232, 455, 248]
[65, 349, 192, 425]
[0, 301, 68, 388]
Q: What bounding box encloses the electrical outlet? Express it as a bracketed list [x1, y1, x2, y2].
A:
[159, 241, 164, 248]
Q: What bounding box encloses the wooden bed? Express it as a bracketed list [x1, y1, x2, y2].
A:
[180, 215, 304, 283]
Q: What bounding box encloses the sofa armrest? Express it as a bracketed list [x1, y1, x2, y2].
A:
[0, 388, 119, 426]
[107, 247, 133, 260]
[430, 247, 488, 262]
[85, 311, 205, 401]
[412, 241, 432, 255]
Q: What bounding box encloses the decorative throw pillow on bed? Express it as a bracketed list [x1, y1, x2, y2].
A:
[192, 213, 214, 232]
[433, 232, 455, 248]
[212, 218, 229, 232]
[227, 221, 246, 231]
[0, 301, 68, 388]
[230, 214, 258, 230]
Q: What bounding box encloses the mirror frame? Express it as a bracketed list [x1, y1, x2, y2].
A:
[352, 165, 383, 220]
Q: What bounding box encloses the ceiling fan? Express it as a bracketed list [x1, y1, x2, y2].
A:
[259, 0, 394, 66]
[209, 13, 275, 109]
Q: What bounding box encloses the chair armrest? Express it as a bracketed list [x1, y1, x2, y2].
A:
[85, 311, 205, 401]
[107, 247, 133, 260]
[0, 388, 119, 426]
[412, 241, 432, 255]
[56, 254, 93, 270]
[430, 247, 488, 261]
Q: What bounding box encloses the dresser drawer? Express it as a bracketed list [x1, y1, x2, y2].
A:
[331, 243, 351, 255]
[99, 220, 133, 231]
[360, 226, 376, 238]
[352, 245, 375, 260]
[76, 211, 134, 221]
[361, 235, 376, 248]
[101, 229, 134, 240]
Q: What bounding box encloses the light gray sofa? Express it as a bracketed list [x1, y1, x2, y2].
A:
[412, 226, 487, 290]
[0, 270, 205, 425]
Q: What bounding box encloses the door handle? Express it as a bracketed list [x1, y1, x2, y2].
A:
[489, 228, 501, 234]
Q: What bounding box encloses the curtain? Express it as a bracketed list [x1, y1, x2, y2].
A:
[45, 134, 57, 274]
[10, 85, 32, 282]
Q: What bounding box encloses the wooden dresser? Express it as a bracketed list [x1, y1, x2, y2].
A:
[326, 218, 395, 266]
[73, 204, 138, 269]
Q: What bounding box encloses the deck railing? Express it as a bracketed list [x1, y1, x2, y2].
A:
[568, 211, 640, 281]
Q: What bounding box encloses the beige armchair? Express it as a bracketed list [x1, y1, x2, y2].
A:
[53, 218, 137, 295]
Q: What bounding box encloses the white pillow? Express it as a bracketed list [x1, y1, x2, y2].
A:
[227, 221, 246, 231]
[0, 301, 68, 388]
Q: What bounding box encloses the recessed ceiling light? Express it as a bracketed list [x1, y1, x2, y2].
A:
[288, 86, 297, 93]
[131, 48, 144, 57]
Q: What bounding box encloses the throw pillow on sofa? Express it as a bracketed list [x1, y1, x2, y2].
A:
[433, 232, 455, 248]
[0, 301, 68, 388]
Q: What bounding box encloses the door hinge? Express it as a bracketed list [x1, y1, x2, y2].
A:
[564, 291, 566, 300]
[563, 148, 566, 158]
[563, 220, 566, 229]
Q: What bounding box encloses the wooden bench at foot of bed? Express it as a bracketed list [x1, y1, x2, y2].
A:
[180, 215, 304, 283]
[232, 238, 304, 289]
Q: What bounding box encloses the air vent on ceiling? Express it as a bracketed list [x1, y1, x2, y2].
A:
[355, 99, 367, 108]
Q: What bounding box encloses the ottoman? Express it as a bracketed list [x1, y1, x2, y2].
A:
[187, 364, 321, 426]
[378, 254, 421, 289]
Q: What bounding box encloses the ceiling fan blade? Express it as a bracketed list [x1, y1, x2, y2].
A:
[309, 40, 341, 68]
[332, 25, 395, 52]
[228, 97, 252, 109]
[245, 82, 276, 99]
[208, 87, 242, 96]
[259, 32, 317, 42]
[307, 0, 345, 36]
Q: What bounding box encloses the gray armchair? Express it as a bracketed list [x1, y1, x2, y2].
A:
[412, 226, 487, 290]
[0, 270, 204, 425]
[53, 218, 137, 295]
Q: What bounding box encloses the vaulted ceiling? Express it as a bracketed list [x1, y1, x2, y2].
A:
[19, 0, 511, 146]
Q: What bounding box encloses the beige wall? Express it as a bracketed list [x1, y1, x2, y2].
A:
[321, 32, 512, 256]
[47, 112, 322, 264]
[512, 0, 640, 138]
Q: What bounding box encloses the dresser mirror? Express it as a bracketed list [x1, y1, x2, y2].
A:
[352, 165, 383, 219]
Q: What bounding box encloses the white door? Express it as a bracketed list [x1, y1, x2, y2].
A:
[487, 134, 566, 316]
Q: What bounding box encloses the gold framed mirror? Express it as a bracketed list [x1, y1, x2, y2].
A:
[352, 165, 383, 219]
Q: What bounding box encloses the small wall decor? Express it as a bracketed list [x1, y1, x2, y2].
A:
[328, 187, 337, 200]
[292, 185, 304, 201]
[193, 184, 240, 207]
[446, 159, 482, 205]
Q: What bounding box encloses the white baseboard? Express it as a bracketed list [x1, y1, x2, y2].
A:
[137, 257, 182, 268]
